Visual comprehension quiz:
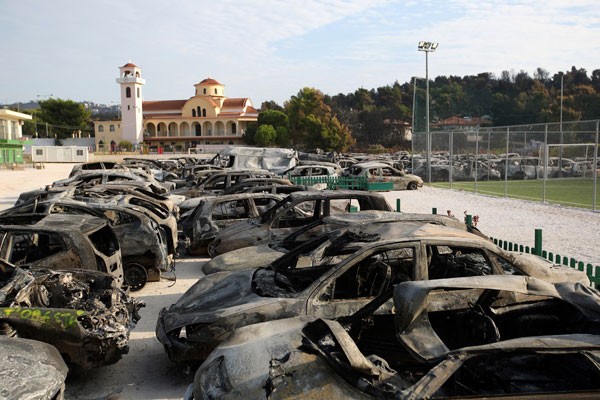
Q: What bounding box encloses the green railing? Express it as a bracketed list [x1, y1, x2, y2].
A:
[289, 175, 394, 191]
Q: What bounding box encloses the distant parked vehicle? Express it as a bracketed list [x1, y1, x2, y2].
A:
[344, 161, 423, 190]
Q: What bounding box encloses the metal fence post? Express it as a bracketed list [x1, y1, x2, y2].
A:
[594, 121, 599, 211]
[534, 229, 543, 256]
[396, 199, 401, 212]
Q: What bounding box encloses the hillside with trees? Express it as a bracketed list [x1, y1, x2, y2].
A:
[247, 66, 600, 152]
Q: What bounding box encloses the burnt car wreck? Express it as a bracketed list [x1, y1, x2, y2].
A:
[189, 276, 600, 399]
[0, 259, 143, 369]
[157, 222, 587, 364]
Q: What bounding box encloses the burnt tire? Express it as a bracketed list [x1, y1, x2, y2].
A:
[123, 262, 148, 291]
[407, 181, 418, 190]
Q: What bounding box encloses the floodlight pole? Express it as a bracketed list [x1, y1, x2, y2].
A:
[418, 41, 438, 184]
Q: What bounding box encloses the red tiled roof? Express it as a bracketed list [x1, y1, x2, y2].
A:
[222, 98, 246, 108]
[121, 62, 139, 68]
[197, 78, 222, 85]
[143, 100, 187, 111]
[434, 116, 492, 127]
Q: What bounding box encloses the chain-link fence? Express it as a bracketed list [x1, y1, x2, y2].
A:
[411, 120, 600, 210]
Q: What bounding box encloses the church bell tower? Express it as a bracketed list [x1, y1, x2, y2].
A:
[116, 62, 145, 145]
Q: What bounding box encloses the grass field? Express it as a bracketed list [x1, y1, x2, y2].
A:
[432, 178, 600, 210]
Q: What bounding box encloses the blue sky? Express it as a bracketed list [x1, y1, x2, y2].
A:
[1, 0, 599, 107]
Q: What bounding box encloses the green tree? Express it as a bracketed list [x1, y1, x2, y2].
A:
[275, 126, 290, 147]
[255, 124, 277, 146]
[242, 122, 258, 145]
[258, 110, 288, 129]
[260, 100, 284, 112]
[285, 87, 354, 151]
[37, 98, 92, 139]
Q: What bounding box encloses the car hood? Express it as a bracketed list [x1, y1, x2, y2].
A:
[161, 269, 284, 330]
[511, 252, 590, 285]
[215, 218, 262, 239]
[201, 244, 282, 274]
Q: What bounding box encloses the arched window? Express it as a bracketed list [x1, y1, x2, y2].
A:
[214, 88, 218, 95]
[110, 125, 115, 132]
[231, 123, 237, 134]
[197, 106, 201, 117]
[137, 87, 140, 98]
[202, 108, 207, 117]
[98, 125, 104, 132]
[192, 109, 196, 117]
[126, 87, 131, 98]
[203, 88, 207, 94]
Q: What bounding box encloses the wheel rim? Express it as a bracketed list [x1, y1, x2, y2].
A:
[124, 263, 148, 291]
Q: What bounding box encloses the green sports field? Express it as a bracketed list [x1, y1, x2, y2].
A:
[432, 178, 600, 210]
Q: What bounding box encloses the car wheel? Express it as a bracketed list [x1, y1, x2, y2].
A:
[407, 181, 418, 190]
[123, 262, 148, 291]
[207, 241, 218, 258]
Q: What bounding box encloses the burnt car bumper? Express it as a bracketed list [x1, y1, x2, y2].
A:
[156, 307, 218, 362]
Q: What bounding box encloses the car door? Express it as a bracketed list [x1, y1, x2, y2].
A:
[305, 243, 418, 319]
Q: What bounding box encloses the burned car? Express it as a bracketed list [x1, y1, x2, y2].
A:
[179, 193, 282, 256]
[79, 183, 182, 219]
[343, 161, 423, 190]
[68, 161, 127, 177]
[0, 213, 124, 286]
[0, 259, 143, 369]
[173, 169, 275, 199]
[51, 170, 170, 194]
[157, 223, 587, 363]
[189, 276, 600, 399]
[201, 211, 485, 275]
[1, 198, 172, 291]
[208, 190, 393, 257]
[0, 336, 68, 400]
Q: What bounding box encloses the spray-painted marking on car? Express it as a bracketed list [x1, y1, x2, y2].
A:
[1, 307, 86, 329]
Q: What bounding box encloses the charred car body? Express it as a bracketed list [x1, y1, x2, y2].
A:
[189, 276, 600, 399]
[0, 259, 143, 369]
[157, 223, 587, 363]
[0, 213, 124, 286]
[0, 336, 68, 400]
[208, 190, 393, 257]
[343, 161, 424, 190]
[201, 210, 485, 275]
[179, 193, 282, 256]
[1, 197, 172, 290]
[173, 169, 275, 199]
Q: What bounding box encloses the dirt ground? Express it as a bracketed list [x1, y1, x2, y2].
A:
[1, 162, 599, 399]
